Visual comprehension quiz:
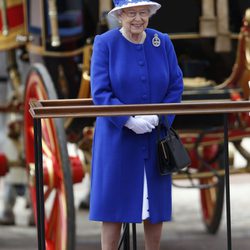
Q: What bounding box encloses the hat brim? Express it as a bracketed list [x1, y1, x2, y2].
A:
[108, 2, 161, 18]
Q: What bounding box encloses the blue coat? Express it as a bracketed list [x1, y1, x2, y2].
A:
[89, 28, 183, 223]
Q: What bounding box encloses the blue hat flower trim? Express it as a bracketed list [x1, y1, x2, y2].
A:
[113, 0, 151, 7]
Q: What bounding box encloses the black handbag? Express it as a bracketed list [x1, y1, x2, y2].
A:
[157, 116, 191, 175]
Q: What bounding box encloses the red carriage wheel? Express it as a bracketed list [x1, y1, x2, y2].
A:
[24, 64, 75, 250]
[199, 145, 224, 234]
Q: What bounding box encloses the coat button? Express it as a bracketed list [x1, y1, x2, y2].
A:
[141, 76, 146, 81]
[142, 94, 147, 99]
[138, 60, 145, 66]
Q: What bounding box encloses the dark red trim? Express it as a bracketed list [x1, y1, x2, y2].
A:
[0, 4, 24, 31]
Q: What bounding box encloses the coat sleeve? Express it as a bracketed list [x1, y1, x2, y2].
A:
[90, 35, 129, 129]
[162, 34, 184, 127]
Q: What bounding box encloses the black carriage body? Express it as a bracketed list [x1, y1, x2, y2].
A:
[150, 0, 249, 33]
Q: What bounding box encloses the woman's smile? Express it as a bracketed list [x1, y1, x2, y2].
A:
[131, 23, 144, 31]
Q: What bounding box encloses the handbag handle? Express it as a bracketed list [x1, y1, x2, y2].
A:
[157, 115, 171, 140]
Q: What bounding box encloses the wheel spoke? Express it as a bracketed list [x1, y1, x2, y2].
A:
[42, 138, 53, 158]
[44, 187, 53, 201]
[41, 119, 56, 154]
[204, 181, 214, 221]
[45, 190, 67, 250]
[57, 190, 67, 250]
[46, 193, 59, 242]
[28, 126, 53, 159]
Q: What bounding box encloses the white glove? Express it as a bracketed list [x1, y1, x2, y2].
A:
[134, 115, 159, 126]
[124, 116, 155, 134]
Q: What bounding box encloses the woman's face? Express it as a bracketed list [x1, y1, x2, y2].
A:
[119, 6, 150, 36]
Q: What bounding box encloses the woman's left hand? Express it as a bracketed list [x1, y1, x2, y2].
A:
[134, 115, 159, 126]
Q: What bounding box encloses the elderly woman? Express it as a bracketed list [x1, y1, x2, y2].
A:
[89, 1, 184, 249]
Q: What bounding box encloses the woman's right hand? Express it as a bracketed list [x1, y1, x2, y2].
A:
[124, 116, 155, 134]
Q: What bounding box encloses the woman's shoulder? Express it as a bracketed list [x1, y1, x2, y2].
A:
[146, 28, 171, 42]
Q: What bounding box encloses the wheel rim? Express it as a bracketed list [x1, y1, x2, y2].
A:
[24, 71, 68, 250]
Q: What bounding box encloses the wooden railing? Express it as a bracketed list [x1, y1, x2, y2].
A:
[29, 99, 250, 250]
[30, 98, 250, 118]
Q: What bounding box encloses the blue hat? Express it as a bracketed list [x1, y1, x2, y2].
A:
[108, 0, 161, 18]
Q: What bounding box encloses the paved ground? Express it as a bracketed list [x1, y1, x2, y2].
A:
[0, 173, 250, 250]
